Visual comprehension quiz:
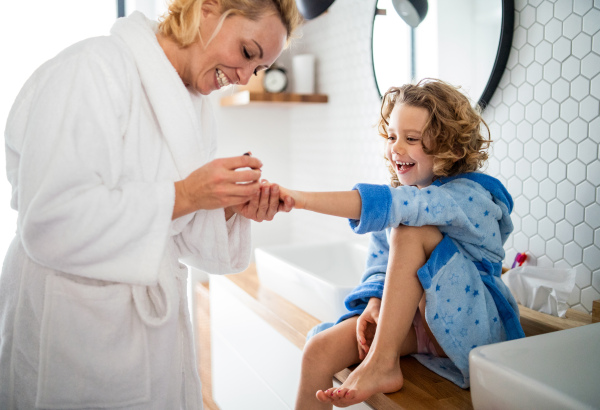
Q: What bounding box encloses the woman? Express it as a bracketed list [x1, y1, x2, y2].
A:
[0, 0, 302, 408]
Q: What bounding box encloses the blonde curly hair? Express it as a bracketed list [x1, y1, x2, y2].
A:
[158, 0, 303, 47]
[378, 79, 491, 188]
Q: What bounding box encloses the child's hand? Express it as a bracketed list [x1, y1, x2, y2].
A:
[230, 180, 282, 222]
[277, 185, 306, 210]
[356, 297, 381, 360]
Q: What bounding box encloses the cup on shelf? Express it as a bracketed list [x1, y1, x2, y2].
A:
[292, 54, 316, 94]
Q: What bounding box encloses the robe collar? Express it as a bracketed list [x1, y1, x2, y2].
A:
[111, 11, 209, 179]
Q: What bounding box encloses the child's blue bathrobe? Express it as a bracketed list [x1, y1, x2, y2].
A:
[308, 173, 524, 388]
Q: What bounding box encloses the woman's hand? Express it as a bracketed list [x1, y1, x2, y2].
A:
[228, 180, 293, 222]
[356, 297, 381, 360]
[172, 155, 263, 220]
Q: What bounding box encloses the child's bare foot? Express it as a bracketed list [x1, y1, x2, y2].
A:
[315, 388, 335, 403]
[317, 355, 404, 407]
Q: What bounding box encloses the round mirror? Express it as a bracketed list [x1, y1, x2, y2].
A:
[372, 0, 514, 108]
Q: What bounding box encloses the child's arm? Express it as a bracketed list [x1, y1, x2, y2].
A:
[278, 186, 362, 220]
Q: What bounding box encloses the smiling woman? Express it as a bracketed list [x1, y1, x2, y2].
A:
[156, 2, 288, 95]
[0, 0, 302, 408]
[157, 0, 301, 96]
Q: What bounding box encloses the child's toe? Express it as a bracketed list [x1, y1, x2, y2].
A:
[315, 390, 332, 402]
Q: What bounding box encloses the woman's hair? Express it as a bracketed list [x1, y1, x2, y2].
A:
[378, 78, 491, 187]
[158, 0, 303, 47]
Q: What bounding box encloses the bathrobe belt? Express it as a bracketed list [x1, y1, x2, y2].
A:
[474, 259, 525, 341]
[132, 244, 181, 327]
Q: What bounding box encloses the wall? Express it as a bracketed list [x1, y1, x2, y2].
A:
[212, 95, 294, 253]
[3, 1, 594, 310]
[486, 0, 600, 313]
[273, 0, 598, 314]
[287, 1, 386, 245]
[203, 0, 599, 313]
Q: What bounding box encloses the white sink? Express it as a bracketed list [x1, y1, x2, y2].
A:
[255, 241, 368, 323]
[469, 322, 600, 410]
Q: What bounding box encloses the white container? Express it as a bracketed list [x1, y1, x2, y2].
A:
[469, 322, 600, 409]
[292, 54, 316, 94]
[255, 241, 367, 323]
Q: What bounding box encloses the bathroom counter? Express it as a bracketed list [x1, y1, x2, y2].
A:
[200, 265, 473, 409]
[197, 264, 594, 409]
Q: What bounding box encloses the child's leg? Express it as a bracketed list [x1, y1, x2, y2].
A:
[322, 225, 443, 407]
[295, 317, 361, 410]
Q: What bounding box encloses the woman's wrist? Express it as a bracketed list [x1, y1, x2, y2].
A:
[224, 206, 236, 221]
[172, 180, 193, 220]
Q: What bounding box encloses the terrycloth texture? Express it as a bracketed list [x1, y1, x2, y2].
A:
[309, 173, 522, 388]
[0, 12, 251, 409]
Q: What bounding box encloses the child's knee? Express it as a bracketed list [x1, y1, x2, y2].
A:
[302, 331, 333, 365]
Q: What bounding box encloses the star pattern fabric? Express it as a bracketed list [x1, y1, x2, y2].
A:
[308, 173, 523, 388]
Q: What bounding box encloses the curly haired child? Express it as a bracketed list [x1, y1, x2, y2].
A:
[278, 79, 524, 409]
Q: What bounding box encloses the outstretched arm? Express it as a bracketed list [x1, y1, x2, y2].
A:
[278, 186, 362, 220]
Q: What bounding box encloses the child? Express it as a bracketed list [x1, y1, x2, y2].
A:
[278, 79, 524, 409]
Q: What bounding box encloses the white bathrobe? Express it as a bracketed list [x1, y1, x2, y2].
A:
[0, 12, 250, 409]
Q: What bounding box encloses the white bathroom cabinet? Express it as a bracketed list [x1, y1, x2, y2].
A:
[210, 275, 300, 409]
[209, 274, 373, 410]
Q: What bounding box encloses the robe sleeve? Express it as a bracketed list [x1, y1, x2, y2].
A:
[351, 182, 500, 243]
[168, 96, 252, 275]
[7, 45, 173, 285]
[349, 180, 508, 264]
[174, 210, 252, 275]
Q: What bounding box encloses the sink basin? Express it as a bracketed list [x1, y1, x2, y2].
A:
[469, 322, 600, 409]
[254, 241, 367, 323]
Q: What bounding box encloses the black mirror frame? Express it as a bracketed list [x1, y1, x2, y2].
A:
[371, 0, 515, 110]
[117, 0, 125, 17]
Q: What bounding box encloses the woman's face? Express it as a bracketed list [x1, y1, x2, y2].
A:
[179, 5, 287, 95]
[385, 104, 435, 189]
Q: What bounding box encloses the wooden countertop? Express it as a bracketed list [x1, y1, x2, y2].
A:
[214, 265, 473, 410]
[202, 264, 593, 409]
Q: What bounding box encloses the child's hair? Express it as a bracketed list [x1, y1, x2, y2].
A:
[378, 78, 491, 187]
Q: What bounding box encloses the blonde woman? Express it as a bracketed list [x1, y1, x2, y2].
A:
[0, 0, 301, 408]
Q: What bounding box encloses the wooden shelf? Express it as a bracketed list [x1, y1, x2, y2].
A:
[220, 90, 328, 106]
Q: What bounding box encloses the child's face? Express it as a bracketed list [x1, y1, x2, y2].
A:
[385, 104, 435, 189]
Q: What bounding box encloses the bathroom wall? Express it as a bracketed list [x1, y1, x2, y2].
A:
[278, 0, 599, 314]
[101, 0, 599, 313]
[212, 101, 295, 253]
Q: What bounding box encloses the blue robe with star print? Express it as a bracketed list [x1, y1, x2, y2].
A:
[308, 172, 524, 388]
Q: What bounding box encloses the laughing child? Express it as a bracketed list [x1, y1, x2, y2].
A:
[278, 79, 524, 409]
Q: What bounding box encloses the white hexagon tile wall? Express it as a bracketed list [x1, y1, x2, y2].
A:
[483, 0, 600, 313]
[288, 0, 600, 313]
